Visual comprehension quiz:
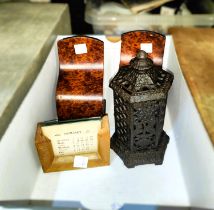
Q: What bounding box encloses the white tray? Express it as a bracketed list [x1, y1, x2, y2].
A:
[0, 35, 213, 210]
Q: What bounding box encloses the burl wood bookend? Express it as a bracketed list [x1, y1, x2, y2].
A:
[56, 36, 105, 120]
[35, 36, 110, 172]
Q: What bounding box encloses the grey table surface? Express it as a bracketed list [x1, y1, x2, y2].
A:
[0, 2, 71, 140]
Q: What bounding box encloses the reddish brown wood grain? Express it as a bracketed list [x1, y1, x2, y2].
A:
[56, 36, 104, 120]
[120, 31, 165, 67]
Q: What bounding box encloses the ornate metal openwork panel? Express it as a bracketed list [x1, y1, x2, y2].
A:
[113, 91, 130, 148]
[132, 98, 167, 152]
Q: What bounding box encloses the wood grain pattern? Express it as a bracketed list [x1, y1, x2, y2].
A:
[120, 31, 165, 67]
[35, 124, 55, 172]
[169, 27, 214, 145]
[35, 115, 110, 173]
[56, 36, 104, 120]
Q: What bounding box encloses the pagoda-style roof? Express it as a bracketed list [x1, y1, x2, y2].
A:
[109, 51, 174, 103]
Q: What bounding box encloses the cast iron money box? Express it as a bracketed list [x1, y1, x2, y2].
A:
[110, 46, 173, 168]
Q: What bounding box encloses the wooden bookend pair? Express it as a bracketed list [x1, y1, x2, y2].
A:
[35, 36, 110, 173]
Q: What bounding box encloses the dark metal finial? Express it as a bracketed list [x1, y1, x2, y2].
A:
[136, 50, 147, 59]
[130, 50, 153, 71]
